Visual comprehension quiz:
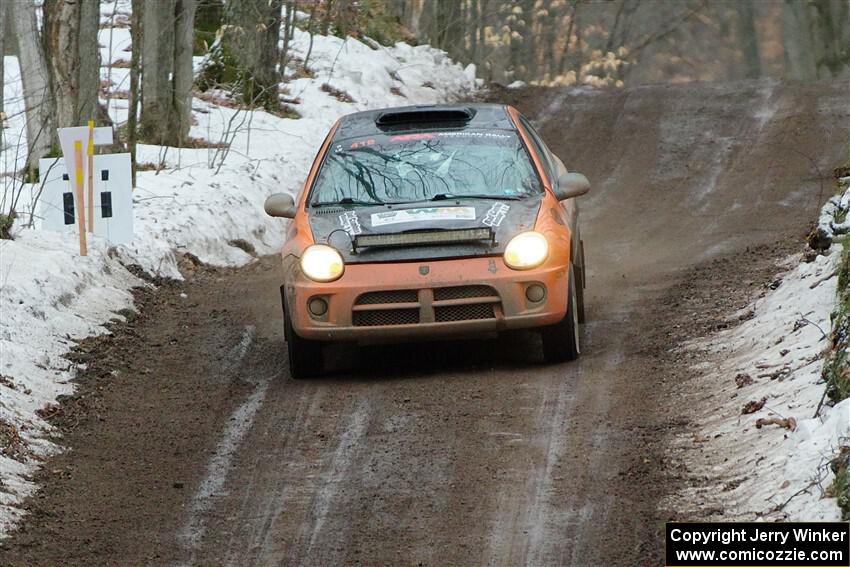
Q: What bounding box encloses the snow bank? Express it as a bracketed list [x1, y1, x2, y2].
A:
[0, 233, 140, 533]
[0, 4, 477, 536]
[814, 184, 850, 245]
[668, 231, 849, 520]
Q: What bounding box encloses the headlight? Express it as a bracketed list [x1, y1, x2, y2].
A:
[504, 231, 548, 270]
[301, 245, 345, 282]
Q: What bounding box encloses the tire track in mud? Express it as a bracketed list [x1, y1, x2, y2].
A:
[221, 387, 323, 566]
[299, 399, 371, 564]
[176, 325, 264, 565]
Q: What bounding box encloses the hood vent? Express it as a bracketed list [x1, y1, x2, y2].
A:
[375, 107, 475, 128]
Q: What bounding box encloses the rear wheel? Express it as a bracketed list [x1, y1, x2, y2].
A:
[283, 306, 324, 379]
[541, 265, 581, 363]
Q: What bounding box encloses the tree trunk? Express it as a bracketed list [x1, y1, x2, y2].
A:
[302, 3, 318, 70]
[809, 0, 850, 78]
[10, 0, 56, 171]
[41, 0, 103, 128]
[280, 2, 294, 76]
[0, 1, 7, 150]
[469, 0, 479, 63]
[736, 0, 761, 78]
[557, 2, 578, 76]
[141, 0, 175, 142]
[128, 0, 142, 185]
[77, 0, 101, 123]
[224, 0, 282, 110]
[782, 0, 817, 80]
[43, 0, 81, 129]
[173, 0, 197, 143]
[321, 0, 334, 35]
[140, 0, 195, 145]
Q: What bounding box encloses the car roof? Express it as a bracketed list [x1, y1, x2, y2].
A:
[333, 103, 515, 140]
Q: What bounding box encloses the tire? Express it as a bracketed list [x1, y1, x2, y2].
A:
[283, 307, 324, 379]
[541, 265, 581, 363]
[575, 240, 586, 324]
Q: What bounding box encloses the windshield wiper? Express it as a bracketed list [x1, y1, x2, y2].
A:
[428, 193, 523, 201]
[311, 197, 385, 207]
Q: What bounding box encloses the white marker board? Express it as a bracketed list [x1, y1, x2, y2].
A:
[39, 153, 133, 245]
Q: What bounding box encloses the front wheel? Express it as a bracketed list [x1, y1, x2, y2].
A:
[541, 265, 581, 362]
[283, 309, 324, 379]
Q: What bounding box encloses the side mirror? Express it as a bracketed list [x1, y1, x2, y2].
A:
[553, 172, 590, 201]
[264, 192, 297, 218]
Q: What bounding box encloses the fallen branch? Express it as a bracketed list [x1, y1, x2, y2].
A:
[755, 416, 797, 431]
[796, 312, 827, 340]
[809, 268, 838, 289]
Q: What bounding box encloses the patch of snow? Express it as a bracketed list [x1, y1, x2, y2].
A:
[667, 246, 848, 521]
[0, 4, 476, 536]
[753, 79, 778, 131]
[816, 185, 850, 242]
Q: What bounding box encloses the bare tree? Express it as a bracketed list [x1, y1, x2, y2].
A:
[224, 0, 283, 110]
[174, 0, 198, 143]
[808, 0, 850, 77]
[782, 0, 818, 80]
[736, 1, 761, 79]
[280, 1, 295, 75]
[78, 0, 101, 123]
[128, 0, 143, 184]
[42, 0, 101, 128]
[0, 1, 7, 150]
[140, 0, 197, 145]
[10, 0, 56, 172]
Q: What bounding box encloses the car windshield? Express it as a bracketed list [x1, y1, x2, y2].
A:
[309, 130, 542, 206]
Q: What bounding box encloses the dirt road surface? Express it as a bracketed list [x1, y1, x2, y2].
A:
[2, 80, 847, 566]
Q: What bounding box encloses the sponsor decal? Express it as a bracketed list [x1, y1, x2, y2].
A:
[371, 206, 476, 227]
[339, 210, 362, 235]
[390, 133, 435, 142]
[349, 139, 376, 149]
[437, 131, 511, 139]
[482, 202, 510, 227]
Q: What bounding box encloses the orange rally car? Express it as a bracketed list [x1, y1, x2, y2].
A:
[264, 104, 590, 378]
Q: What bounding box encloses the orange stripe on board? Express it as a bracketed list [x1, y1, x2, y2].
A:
[74, 141, 87, 256]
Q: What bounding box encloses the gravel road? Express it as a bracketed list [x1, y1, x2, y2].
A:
[2, 80, 847, 566]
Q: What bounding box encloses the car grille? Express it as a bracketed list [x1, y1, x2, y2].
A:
[352, 285, 500, 327]
[435, 303, 496, 322]
[353, 308, 420, 327]
[356, 289, 419, 305]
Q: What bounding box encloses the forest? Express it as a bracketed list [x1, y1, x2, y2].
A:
[0, 0, 848, 179]
[400, 0, 850, 86]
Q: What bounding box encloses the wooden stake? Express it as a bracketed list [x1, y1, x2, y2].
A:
[87, 120, 94, 232]
[74, 140, 88, 256]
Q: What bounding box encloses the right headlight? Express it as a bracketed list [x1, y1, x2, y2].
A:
[504, 231, 549, 270]
[301, 244, 345, 282]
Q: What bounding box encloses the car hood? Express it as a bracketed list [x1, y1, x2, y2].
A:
[307, 196, 543, 263]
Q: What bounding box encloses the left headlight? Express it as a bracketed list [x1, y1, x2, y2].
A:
[301, 244, 345, 282]
[504, 231, 549, 270]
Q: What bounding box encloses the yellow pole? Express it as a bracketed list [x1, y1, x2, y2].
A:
[74, 140, 88, 256]
[87, 120, 94, 232]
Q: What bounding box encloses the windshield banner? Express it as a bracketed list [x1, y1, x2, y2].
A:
[371, 207, 477, 227]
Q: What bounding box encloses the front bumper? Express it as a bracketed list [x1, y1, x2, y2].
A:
[283, 255, 570, 343]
